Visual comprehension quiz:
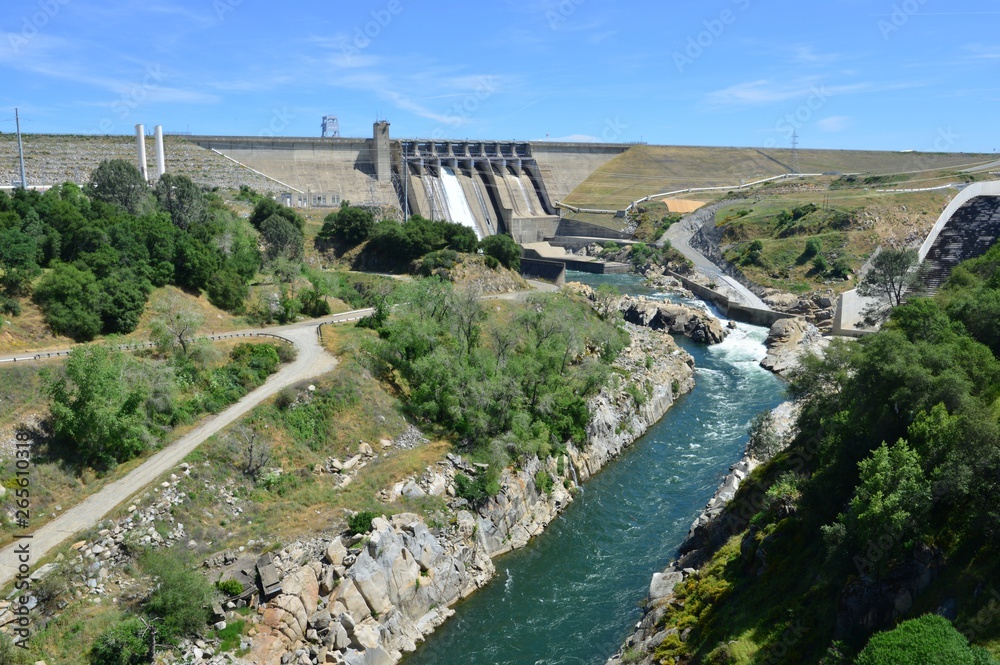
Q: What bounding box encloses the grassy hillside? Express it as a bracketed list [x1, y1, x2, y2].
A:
[563, 144, 995, 212]
[712, 187, 953, 294]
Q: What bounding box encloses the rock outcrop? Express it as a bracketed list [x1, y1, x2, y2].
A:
[566, 283, 728, 345]
[619, 296, 729, 344]
[762, 289, 838, 333]
[760, 317, 829, 375]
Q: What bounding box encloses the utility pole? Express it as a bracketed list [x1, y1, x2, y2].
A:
[15, 108, 27, 189]
[791, 130, 801, 174]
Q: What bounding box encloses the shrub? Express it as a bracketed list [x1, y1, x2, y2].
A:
[141, 552, 214, 643]
[480, 234, 521, 271]
[275, 387, 297, 410]
[0, 295, 21, 316]
[0, 633, 27, 665]
[89, 616, 152, 665]
[215, 579, 244, 597]
[416, 249, 459, 275]
[206, 267, 249, 313]
[484, 255, 500, 270]
[348, 511, 379, 535]
[454, 472, 500, 505]
[298, 288, 331, 318]
[534, 470, 554, 495]
[856, 614, 997, 665]
[802, 238, 822, 259]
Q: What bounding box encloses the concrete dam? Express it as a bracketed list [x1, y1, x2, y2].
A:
[190, 123, 630, 243]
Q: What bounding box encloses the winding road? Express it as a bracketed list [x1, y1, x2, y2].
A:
[659, 207, 768, 309]
[0, 309, 373, 588]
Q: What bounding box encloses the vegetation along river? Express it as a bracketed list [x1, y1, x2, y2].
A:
[403, 273, 786, 665]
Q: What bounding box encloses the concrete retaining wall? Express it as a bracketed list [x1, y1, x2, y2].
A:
[666, 271, 798, 328]
[555, 217, 631, 240]
[520, 258, 567, 285]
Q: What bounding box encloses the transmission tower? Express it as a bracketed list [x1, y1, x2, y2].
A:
[791, 130, 801, 174]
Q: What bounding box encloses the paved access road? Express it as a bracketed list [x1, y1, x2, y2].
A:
[0, 308, 373, 588]
[659, 206, 769, 310]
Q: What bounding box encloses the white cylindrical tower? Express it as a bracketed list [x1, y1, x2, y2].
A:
[154, 125, 166, 178]
[135, 124, 148, 182]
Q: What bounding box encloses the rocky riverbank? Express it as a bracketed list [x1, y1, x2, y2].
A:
[228, 322, 695, 665]
[604, 401, 800, 665]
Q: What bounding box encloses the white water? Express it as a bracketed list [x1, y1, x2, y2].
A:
[517, 172, 539, 215]
[441, 167, 483, 239]
[423, 176, 448, 222]
[470, 177, 495, 235]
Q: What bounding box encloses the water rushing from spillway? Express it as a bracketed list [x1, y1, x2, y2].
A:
[440, 167, 482, 239]
[402, 273, 786, 665]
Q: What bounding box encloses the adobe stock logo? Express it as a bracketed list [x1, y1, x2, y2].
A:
[878, 0, 929, 40]
[673, 0, 752, 73]
[8, 0, 71, 54]
[340, 1, 404, 62]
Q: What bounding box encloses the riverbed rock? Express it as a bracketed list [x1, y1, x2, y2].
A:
[619, 296, 728, 344]
[760, 318, 829, 375]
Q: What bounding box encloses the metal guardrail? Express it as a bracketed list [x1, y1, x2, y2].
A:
[0, 310, 377, 365]
[0, 332, 294, 364]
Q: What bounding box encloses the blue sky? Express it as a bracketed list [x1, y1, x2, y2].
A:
[2, 0, 1000, 152]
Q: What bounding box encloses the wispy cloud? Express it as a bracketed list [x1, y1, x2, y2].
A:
[706, 78, 922, 106]
[818, 116, 851, 132]
[0, 32, 219, 104]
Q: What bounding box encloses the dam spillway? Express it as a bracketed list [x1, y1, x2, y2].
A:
[400, 139, 561, 242]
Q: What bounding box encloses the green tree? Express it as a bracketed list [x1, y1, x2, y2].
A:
[154, 173, 206, 230]
[318, 204, 374, 245]
[172, 235, 217, 292]
[858, 248, 919, 324]
[47, 345, 150, 469]
[480, 234, 521, 271]
[99, 269, 152, 335]
[0, 227, 41, 297]
[856, 614, 997, 665]
[206, 267, 249, 313]
[248, 197, 303, 232]
[32, 262, 103, 341]
[259, 214, 304, 261]
[838, 440, 932, 575]
[88, 159, 150, 215]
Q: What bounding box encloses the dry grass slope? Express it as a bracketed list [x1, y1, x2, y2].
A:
[564, 144, 995, 212]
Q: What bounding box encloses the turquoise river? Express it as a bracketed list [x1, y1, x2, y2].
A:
[403, 273, 786, 665]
